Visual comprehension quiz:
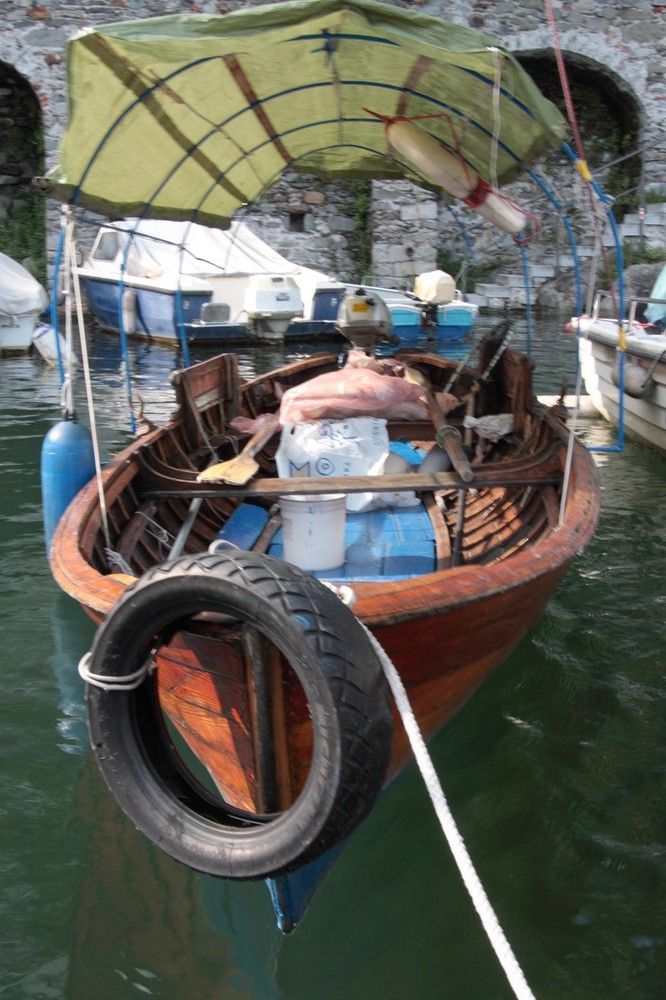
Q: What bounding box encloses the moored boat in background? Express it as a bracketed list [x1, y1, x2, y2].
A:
[76, 218, 346, 345]
[350, 270, 479, 344]
[0, 252, 49, 354]
[569, 279, 666, 456]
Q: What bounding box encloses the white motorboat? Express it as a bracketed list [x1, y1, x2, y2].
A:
[569, 274, 666, 455]
[0, 253, 49, 354]
[349, 270, 479, 343]
[76, 218, 345, 344]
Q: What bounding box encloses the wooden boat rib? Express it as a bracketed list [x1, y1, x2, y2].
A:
[51, 336, 599, 864]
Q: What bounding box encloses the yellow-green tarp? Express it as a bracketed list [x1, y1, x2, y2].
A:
[43, 0, 566, 226]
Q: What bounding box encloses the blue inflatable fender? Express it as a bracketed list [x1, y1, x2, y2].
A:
[41, 418, 96, 557]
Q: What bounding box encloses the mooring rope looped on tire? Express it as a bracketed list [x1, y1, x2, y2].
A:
[78, 651, 152, 691]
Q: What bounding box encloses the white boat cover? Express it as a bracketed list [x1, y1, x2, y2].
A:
[413, 270, 456, 305]
[91, 218, 343, 313]
[0, 253, 48, 317]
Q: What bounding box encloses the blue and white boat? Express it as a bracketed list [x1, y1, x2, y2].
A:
[76, 218, 346, 344]
[570, 268, 666, 455]
[351, 270, 478, 344]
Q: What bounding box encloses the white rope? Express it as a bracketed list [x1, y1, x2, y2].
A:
[488, 46, 502, 193]
[53, 219, 77, 419]
[324, 581, 537, 998]
[363, 621, 538, 1000]
[105, 547, 135, 576]
[63, 207, 112, 550]
[558, 338, 585, 526]
[78, 651, 152, 691]
[59, 374, 74, 419]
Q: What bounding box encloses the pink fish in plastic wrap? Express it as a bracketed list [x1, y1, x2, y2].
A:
[344, 349, 407, 376]
[277, 367, 428, 424]
[230, 413, 277, 435]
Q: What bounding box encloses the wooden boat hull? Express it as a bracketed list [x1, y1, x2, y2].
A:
[51, 346, 598, 774]
[37, 0, 605, 935]
[53, 479, 572, 782]
[49, 342, 599, 923]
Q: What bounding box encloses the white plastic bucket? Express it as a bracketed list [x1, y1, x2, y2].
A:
[279, 493, 346, 571]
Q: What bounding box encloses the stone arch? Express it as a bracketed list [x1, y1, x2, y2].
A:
[367, 44, 649, 287]
[515, 49, 644, 212]
[0, 58, 46, 279]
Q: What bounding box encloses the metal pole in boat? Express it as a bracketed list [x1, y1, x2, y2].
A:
[118, 227, 137, 434]
[175, 230, 192, 367]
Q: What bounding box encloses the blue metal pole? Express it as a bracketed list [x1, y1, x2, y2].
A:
[559, 144, 626, 453]
[50, 224, 66, 386]
[518, 241, 532, 355]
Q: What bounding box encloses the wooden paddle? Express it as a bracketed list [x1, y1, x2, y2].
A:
[405, 367, 473, 483]
[196, 414, 280, 486]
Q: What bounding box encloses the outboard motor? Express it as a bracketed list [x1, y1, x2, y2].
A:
[243, 274, 304, 342]
[336, 287, 396, 351]
[413, 269, 457, 330]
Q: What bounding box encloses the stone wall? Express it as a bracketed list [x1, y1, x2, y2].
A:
[1, 0, 665, 281]
[0, 68, 41, 223]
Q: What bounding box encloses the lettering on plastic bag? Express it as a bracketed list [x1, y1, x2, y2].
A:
[275, 418, 397, 512]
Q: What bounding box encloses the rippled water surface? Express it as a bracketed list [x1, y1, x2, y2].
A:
[1, 320, 664, 1000]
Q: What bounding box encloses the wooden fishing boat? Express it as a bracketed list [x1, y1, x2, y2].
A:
[38, 0, 606, 933]
[49, 325, 599, 925]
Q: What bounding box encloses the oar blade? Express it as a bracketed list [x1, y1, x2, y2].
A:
[196, 414, 280, 485]
[218, 455, 261, 486]
[197, 455, 260, 485]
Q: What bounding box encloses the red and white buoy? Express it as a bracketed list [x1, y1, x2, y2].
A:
[385, 118, 527, 235]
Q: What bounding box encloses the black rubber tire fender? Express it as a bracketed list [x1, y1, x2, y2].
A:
[85, 550, 393, 880]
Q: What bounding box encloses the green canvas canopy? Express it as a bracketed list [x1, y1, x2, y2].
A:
[42, 0, 566, 226]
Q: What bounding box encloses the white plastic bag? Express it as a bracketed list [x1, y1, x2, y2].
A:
[276, 417, 389, 512]
[463, 413, 513, 441]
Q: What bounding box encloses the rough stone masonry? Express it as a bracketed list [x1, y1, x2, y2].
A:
[1, 0, 664, 282]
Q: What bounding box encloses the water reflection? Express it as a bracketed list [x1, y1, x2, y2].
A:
[65, 757, 285, 1000]
[43, 586, 283, 1000]
[48, 594, 93, 756]
[2, 316, 665, 1000]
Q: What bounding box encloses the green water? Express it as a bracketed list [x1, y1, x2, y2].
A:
[1, 322, 664, 999]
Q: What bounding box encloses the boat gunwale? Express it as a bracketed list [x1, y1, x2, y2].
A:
[577, 320, 666, 364]
[49, 387, 600, 625]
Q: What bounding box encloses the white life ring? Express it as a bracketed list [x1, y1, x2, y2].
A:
[386, 119, 526, 235]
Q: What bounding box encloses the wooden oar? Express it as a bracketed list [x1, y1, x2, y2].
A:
[196, 414, 280, 486]
[405, 367, 473, 483]
[463, 385, 478, 448]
